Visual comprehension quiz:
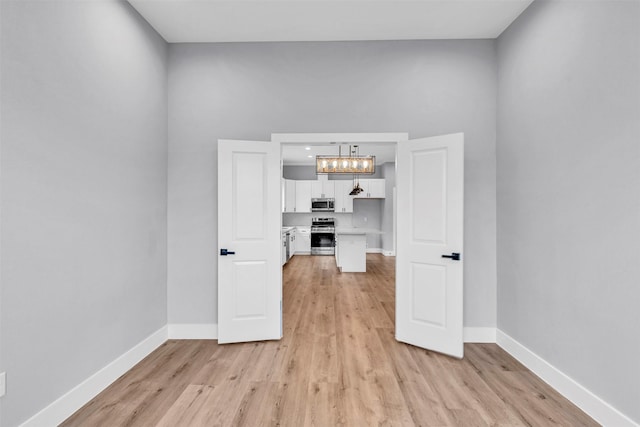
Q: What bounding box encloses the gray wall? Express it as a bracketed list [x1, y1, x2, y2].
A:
[283, 165, 319, 180]
[0, 1, 168, 426]
[497, 0, 640, 423]
[283, 165, 384, 180]
[168, 40, 497, 327]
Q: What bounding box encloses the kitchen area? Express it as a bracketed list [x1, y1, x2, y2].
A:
[281, 143, 395, 272]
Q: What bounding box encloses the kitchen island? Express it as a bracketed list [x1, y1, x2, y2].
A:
[335, 228, 383, 272]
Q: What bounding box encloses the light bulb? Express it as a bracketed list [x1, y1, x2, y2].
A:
[322, 160, 327, 168]
[332, 160, 338, 168]
[352, 160, 358, 168]
[342, 160, 349, 168]
[363, 160, 369, 168]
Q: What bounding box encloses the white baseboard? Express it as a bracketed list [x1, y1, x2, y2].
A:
[463, 327, 496, 343]
[366, 248, 383, 254]
[168, 323, 218, 339]
[382, 250, 396, 256]
[497, 330, 638, 427]
[20, 326, 168, 427]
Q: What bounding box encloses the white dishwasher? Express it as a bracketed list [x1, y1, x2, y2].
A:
[296, 227, 311, 254]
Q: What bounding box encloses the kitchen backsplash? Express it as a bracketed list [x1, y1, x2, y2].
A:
[282, 212, 353, 227]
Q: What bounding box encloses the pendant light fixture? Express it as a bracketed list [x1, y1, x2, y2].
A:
[349, 175, 364, 196]
[316, 144, 375, 175]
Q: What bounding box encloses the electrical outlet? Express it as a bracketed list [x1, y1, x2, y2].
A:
[0, 372, 6, 397]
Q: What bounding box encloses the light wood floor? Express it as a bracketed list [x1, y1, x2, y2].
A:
[62, 254, 597, 426]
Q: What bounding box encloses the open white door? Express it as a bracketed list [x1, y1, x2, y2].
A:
[218, 139, 281, 344]
[396, 133, 464, 358]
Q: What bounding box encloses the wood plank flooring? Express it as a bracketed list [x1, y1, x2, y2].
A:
[62, 254, 598, 426]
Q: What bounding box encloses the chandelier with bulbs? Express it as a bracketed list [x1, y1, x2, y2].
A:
[315, 145, 375, 175]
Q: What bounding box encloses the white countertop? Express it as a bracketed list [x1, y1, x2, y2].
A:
[335, 227, 383, 235]
[282, 226, 296, 233]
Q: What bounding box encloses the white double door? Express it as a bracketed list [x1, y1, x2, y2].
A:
[217, 134, 464, 358]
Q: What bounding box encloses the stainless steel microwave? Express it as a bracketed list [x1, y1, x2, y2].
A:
[311, 198, 335, 212]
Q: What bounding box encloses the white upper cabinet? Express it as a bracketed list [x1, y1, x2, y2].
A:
[353, 179, 386, 199]
[311, 180, 322, 198]
[284, 179, 296, 212]
[321, 180, 335, 198]
[367, 179, 386, 198]
[334, 180, 354, 213]
[283, 178, 383, 213]
[311, 179, 335, 198]
[295, 180, 312, 212]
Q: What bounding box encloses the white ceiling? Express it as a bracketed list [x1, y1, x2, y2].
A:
[282, 142, 396, 166]
[128, 0, 533, 43]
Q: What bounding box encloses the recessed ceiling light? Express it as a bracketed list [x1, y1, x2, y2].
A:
[307, 155, 313, 158]
[305, 147, 311, 150]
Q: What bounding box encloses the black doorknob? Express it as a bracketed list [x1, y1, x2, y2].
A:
[442, 252, 461, 261]
[220, 249, 236, 256]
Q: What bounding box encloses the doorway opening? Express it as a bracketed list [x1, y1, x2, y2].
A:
[275, 133, 403, 338]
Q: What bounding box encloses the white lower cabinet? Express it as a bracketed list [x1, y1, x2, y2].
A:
[335, 233, 367, 272]
[288, 229, 296, 258]
[296, 227, 311, 254]
[281, 232, 287, 266]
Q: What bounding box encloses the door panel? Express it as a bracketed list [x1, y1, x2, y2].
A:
[411, 262, 446, 327]
[218, 139, 281, 344]
[233, 261, 267, 318]
[412, 149, 446, 243]
[396, 133, 464, 358]
[233, 152, 267, 240]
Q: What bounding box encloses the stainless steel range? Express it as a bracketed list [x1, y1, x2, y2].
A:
[311, 217, 335, 255]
